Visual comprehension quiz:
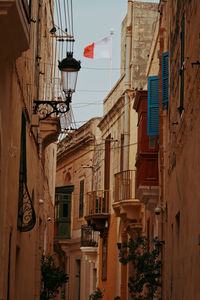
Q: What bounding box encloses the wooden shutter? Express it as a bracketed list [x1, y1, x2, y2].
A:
[55, 185, 74, 239]
[79, 180, 84, 218]
[162, 52, 169, 110]
[147, 76, 159, 136]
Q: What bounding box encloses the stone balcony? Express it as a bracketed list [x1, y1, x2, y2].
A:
[133, 90, 159, 212]
[81, 225, 98, 248]
[0, 0, 30, 58]
[113, 170, 143, 233]
[85, 190, 110, 235]
[135, 154, 159, 211]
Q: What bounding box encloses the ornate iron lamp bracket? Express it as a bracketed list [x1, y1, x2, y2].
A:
[34, 97, 71, 120]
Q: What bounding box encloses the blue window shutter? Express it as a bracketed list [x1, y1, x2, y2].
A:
[162, 52, 169, 110]
[147, 76, 159, 136]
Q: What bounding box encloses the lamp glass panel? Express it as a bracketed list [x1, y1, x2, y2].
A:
[61, 71, 78, 94]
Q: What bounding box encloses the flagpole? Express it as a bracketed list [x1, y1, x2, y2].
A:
[110, 28, 114, 90]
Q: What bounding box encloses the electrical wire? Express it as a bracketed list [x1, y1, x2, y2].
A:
[63, 0, 68, 57]
[66, 0, 73, 52]
[57, 0, 63, 34]
[70, 0, 74, 52]
[70, 93, 137, 128]
[15, 55, 161, 70]
[63, 0, 68, 33]
[57, 141, 138, 157]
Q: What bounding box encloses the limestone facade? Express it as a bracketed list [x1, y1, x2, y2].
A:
[96, 2, 158, 299]
[159, 1, 200, 299]
[55, 117, 102, 300]
[140, 1, 200, 299]
[0, 1, 59, 300]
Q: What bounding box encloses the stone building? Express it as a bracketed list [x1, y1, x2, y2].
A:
[82, 2, 158, 299]
[133, 5, 160, 265]
[55, 117, 102, 300]
[134, 0, 200, 299]
[159, 1, 200, 299]
[0, 1, 60, 300]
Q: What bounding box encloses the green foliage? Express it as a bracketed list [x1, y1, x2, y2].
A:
[90, 288, 103, 300]
[119, 236, 161, 300]
[40, 255, 68, 300]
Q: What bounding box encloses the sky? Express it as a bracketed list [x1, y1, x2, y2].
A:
[70, 0, 159, 128]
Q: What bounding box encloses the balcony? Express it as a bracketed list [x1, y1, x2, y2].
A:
[133, 90, 159, 210]
[113, 170, 143, 232]
[85, 190, 110, 233]
[135, 155, 159, 209]
[80, 226, 98, 268]
[81, 225, 98, 247]
[54, 185, 74, 240]
[0, 0, 30, 58]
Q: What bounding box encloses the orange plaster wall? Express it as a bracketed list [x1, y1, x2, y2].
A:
[99, 214, 118, 300]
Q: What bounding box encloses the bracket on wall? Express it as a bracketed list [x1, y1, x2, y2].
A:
[192, 61, 200, 67]
[33, 97, 71, 120]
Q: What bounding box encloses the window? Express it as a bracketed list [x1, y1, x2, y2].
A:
[162, 52, 169, 110]
[19, 113, 27, 193]
[149, 136, 155, 149]
[102, 234, 108, 280]
[55, 186, 74, 239]
[120, 134, 124, 171]
[104, 135, 111, 194]
[63, 203, 68, 218]
[18, 113, 36, 232]
[175, 211, 180, 238]
[147, 76, 159, 136]
[79, 180, 84, 218]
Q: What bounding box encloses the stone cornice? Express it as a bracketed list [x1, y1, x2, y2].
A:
[57, 117, 102, 163]
[98, 95, 125, 132]
[57, 134, 94, 164]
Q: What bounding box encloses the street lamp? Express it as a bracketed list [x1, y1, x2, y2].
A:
[34, 52, 81, 120]
[59, 52, 81, 97]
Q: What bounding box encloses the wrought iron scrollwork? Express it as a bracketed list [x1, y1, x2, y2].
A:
[34, 98, 71, 120]
[18, 182, 36, 232]
[81, 225, 98, 247]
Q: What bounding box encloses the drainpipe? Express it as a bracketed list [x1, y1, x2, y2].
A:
[123, 0, 132, 172]
[159, 26, 165, 300]
[121, 3, 132, 300]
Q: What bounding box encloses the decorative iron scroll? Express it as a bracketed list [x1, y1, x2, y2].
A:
[34, 99, 70, 120]
[18, 182, 36, 232]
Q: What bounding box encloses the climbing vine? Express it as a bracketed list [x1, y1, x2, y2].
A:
[89, 288, 103, 300]
[119, 236, 162, 300]
[40, 255, 68, 300]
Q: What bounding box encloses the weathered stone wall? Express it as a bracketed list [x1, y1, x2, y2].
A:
[131, 2, 158, 90]
[56, 117, 102, 300]
[162, 1, 200, 299]
[0, 1, 57, 300]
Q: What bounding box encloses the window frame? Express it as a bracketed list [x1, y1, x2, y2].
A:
[147, 75, 159, 136]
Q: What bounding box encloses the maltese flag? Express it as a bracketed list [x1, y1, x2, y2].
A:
[83, 36, 112, 59]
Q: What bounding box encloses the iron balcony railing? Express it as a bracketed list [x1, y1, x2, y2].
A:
[114, 170, 135, 202]
[86, 190, 110, 216]
[81, 225, 98, 247]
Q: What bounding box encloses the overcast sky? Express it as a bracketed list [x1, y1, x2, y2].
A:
[71, 0, 159, 128]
